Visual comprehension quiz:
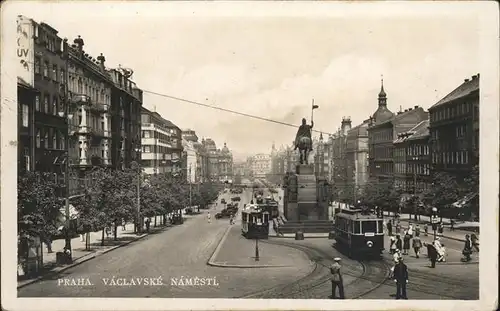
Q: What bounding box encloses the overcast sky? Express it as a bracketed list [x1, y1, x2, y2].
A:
[11, 2, 481, 160]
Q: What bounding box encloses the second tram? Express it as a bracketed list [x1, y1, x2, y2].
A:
[334, 208, 385, 258]
[241, 204, 270, 239]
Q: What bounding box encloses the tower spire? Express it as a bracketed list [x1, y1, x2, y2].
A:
[378, 74, 387, 106]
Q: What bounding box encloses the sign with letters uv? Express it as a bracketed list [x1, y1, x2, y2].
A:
[17, 16, 34, 87]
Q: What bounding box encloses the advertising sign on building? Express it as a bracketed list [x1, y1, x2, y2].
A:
[17, 15, 34, 87]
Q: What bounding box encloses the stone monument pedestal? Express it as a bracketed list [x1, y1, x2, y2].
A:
[296, 164, 314, 175]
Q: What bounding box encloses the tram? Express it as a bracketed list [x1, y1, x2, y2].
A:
[261, 196, 279, 219]
[241, 203, 270, 239]
[334, 207, 385, 258]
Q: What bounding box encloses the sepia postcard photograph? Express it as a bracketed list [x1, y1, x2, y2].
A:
[1, 1, 498, 310]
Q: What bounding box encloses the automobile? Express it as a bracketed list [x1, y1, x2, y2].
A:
[231, 196, 241, 202]
[221, 198, 226, 204]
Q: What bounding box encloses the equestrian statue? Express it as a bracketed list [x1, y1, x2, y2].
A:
[294, 118, 314, 165]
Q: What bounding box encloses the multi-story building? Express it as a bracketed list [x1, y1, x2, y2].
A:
[368, 80, 428, 183]
[428, 74, 479, 215]
[429, 74, 479, 177]
[284, 145, 299, 173]
[329, 118, 352, 202]
[140, 107, 176, 174]
[218, 143, 233, 182]
[108, 66, 143, 170]
[67, 36, 114, 191]
[165, 120, 183, 174]
[200, 138, 233, 182]
[17, 78, 39, 175]
[194, 139, 209, 183]
[182, 129, 198, 142]
[393, 120, 431, 195]
[345, 118, 370, 193]
[251, 153, 271, 179]
[22, 17, 69, 180]
[312, 133, 328, 178]
[181, 138, 197, 183]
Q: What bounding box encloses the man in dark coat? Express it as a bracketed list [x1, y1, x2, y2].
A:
[387, 220, 393, 236]
[393, 257, 409, 299]
[426, 242, 438, 268]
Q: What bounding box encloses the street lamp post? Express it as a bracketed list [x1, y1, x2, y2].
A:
[255, 238, 260, 261]
[431, 207, 439, 240]
[58, 108, 74, 264]
[134, 149, 141, 234]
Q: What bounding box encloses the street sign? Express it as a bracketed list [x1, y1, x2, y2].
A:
[431, 216, 439, 224]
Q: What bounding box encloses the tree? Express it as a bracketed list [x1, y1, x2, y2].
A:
[361, 181, 401, 216]
[18, 172, 63, 247]
[422, 171, 462, 220]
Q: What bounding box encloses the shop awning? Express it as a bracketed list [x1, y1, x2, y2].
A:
[452, 192, 478, 208]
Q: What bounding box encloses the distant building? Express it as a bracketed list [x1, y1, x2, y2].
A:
[182, 129, 198, 142]
[201, 139, 233, 182]
[345, 118, 370, 193]
[140, 107, 183, 175]
[182, 138, 197, 183]
[251, 153, 271, 179]
[393, 120, 431, 195]
[368, 79, 428, 183]
[17, 78, 38, 175]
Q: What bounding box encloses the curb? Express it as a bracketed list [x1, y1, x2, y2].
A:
[206, 226, 295, 269]
[275, 235, 329, 239]
[17, 231, 153, 289]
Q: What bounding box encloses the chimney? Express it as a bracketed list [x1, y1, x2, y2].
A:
[409, 108, 413, 111]
[341, 116, 352, 135]
[471, 75, 478, 80]
[414, 105, 418, 109]
[464, 78, 470, 82]
[404, 109, 408, 112]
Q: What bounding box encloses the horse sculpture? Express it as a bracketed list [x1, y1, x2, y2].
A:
[297, 136, 312, 165]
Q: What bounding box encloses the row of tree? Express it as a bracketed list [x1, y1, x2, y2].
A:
[331, 165, 479, 220]
[18, 162, 221, 246]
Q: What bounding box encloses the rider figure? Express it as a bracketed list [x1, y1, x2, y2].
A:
[294, 118, 314, 164]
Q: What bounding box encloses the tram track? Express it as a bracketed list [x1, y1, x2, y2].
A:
[238, 238, 477, 299]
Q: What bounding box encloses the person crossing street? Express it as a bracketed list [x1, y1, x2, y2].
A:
[393, 257, 409, 299]
[330, 257, 345, 299]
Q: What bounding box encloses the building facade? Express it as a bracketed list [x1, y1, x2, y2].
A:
[428, 74, 479, 177]
[251, 153, 271, 179]
[181, 138, 197, 183]
[328, 118, 352, 202]
[368, 80, 428, 183]
[393, 120, 431, 195]
[67, 36, 114, 189]
[140, 107, 176, 174]
[18, 78, 38, 175]
[313, 133, 329, 178]
[345, 119, 370, 193]
[108, 67, 143, 171]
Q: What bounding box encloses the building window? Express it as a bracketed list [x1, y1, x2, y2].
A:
[44, 131, 49, 148]
[60, 69, 65, 84]
[43, 61, 49, 77]
[35, 94, 40, 111]
[22, 104, 29, 127]
[52, 96, 58, 115]
[77, 79, 83, 93]
[36, 130, 41, 148]
[52, 65, 58, 81]
[44, 95, 49, 114]
[59, 131, 65, 150]
[34, 57, 41, 74]
[53, 130, 57, 149]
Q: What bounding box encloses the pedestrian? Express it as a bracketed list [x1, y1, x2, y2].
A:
[471, 233, 479, 252]
[450, 219, 455, 231]
[403, 231, 411, 255]
[415, 224, 421, 237]
[393, 249, 402, 264]
[395, 234, 402, 252]
[462, 234, 473, 262]
[407, 223, 414, 237]
[393, 257, 409, 299]
[412, 233, 422, 258]
[330, 257, 345, 299]
[122, 219, 126, 231]
[145, 218, 151, 233]
[423, 223, 429, 236]
[207, 212, 212, 223]
[426, 242, 438, 268]
[387, 220, 393, 236]
[105, 225, 111, 238]
[389, 236, 397, 254]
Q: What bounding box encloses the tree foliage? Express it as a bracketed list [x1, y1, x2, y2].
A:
[361, 181, 401, 214]
[18, 172, 63, 240]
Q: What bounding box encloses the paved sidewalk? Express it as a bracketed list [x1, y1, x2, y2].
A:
[17, 216, 171, 289]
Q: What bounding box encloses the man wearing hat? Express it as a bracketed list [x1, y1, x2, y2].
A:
[330, 257, 345, 299]
[393, 257, 409, 299]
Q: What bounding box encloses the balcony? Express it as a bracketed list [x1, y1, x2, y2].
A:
[89, 103, 110, 112]
[71, 94, 91, 105]
[91, 128, 111, 138]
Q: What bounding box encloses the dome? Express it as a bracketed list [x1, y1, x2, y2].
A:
[372, 107, 394, 123]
